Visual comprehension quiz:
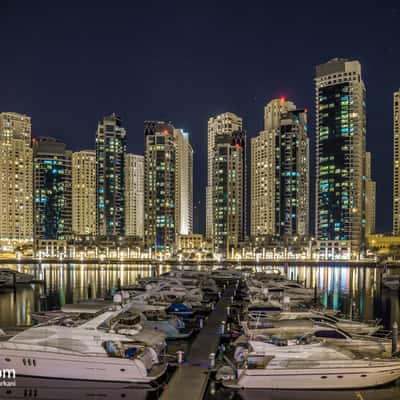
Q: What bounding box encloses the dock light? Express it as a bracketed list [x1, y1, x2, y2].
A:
[176, 350, 184, 364]
[220, 321, 225, 335]
[209, 353, 216, 369]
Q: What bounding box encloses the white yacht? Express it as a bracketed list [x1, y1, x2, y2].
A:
[247, 311, 382, 335]
[0, 304, 167, 383]
[234, 325, 398, 360]
[223, 342, 400, 390]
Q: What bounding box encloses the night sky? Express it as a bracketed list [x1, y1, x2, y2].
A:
[1, 1, 399, 234]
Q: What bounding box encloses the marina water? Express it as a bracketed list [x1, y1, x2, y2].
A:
[0, 263, 400, 400]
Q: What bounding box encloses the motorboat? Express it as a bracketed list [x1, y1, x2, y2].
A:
[222, 342, 400, 389]
[241, 319, 317, 338]
[234, 324, 397, 360]
[0, 268, 33, 287]
[0, 303, 167, 383]
[141, 311, 193, 339]
[260, 311, 382, 335]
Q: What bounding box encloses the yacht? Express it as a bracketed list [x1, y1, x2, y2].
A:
[223, 342, 400, 389]
[235, 326, 397, 360]
[250, 311, 382, 335]
[0, 304, 167, 383]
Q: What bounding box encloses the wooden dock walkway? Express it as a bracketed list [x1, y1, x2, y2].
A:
[161, 286, 233, 400]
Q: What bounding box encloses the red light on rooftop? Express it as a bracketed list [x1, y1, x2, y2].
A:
[304, 108, 308, 113]
[162, 129, 169, 135]
[279, 96, 286, 103]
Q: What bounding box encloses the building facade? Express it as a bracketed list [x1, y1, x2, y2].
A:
[96, 113, 126, 236]
[72, 150, 96, 235]
[125, 153, 144, 238]
[176, 233, 204, 251]
[213, 130, 246, 254]
[144, 121, 193, 250]
[0, 112, 31, 145]
[315, 58, 367, 258]
[175, 129, 193, 236]
[33, 137, 72, 241]
[206, 112, 242, 240]
[251, 99, 309, 242]
[364, 152, 376, 235]
[394, 90, 400, 234]
[144, 121, 177, 249]
[0, 112, 33, 247]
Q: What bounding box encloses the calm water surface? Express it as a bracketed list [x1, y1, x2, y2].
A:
[0, 263, 398, 328]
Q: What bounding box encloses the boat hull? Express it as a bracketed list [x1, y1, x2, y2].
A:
[0, 347, 167, 383]
[232, 364, 400, 389]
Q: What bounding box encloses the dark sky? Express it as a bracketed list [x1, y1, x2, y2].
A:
[1, 1, 399, 234]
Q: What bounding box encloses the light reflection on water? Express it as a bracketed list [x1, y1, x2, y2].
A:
[0, 263, 399, 329]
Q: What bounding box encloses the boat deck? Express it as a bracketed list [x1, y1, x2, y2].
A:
[160, 285, 234, 400]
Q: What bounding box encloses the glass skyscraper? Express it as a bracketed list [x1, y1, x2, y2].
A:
[315, 58, 368, 258]
[96, 113, 126, 236]
[275, 107, 309, 239]
[33, 137, 72, 240]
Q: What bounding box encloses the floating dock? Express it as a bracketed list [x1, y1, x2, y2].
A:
[161, 286, 233, 400]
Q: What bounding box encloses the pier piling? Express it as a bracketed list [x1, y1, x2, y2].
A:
[392, 322, 398, 354]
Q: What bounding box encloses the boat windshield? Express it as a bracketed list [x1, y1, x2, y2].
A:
[103, 340, 143, 359]
[314, 329, 347, 340]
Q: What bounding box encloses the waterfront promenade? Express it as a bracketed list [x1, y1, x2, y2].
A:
[0, 257, 380, 267]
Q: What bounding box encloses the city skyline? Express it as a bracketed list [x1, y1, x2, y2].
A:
[1, 2, 399, 234]
[0, 83, 382, 241]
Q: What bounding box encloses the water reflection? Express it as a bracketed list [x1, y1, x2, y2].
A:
[0, 377, 161, 400]
[230, 386, 400, 400]
[0, 263, 399, 330]
[0, 263, 170, 327]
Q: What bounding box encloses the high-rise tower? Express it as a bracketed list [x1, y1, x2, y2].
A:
[315, 58, 367, 257]
[206, 113, 242, 240]
[96, 114, 126, 236]
[125, 153, 144, 238]
[175, 129, 193, 236]
[144, 121, 177, 249]
[72, 150, 96, 235]
[364, 152, 376, 236]
[212, 129, 246, 255]
[251, 99, 309, 242]
[0, 112, 33, 247]
[394, 90, 400, 235]
[144, 121, 193, 249]
[33, 137, 72, 240]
